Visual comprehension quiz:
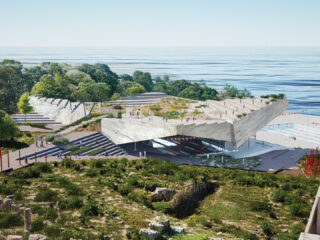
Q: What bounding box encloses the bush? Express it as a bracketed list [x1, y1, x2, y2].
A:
[44, 208, 58, 222]
[59, 196, 83, 210]
[61, 158, 76, 168]
[261, 221, 273, 237]
[52, 138, 68, 145]
[90, 159, 106, 168]
[44, 225, 61, 238]
[32, 216, 45, 231]
[288, 204, 309, 217]
[86, 168, 98, 177]
[250, 199, 271, 212]
[113, 105, 123, 110]
[118, 184, 132, 196]
[0, 211, 24, 228]
[34, 189, 58, 202]
[128, 189, 152, 208]
[80, 201, 99, 216]
[271, 189, 286, 202]
[117, 112, 122, 118]
[34, 162, 53, 173]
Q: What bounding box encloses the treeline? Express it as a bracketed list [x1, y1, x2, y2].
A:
[0, 59, 252, 114]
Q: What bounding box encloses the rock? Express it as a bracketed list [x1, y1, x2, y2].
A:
[119, 221, 125, 225]
[139, 229, 159, 239]
[28, 234, 48, 240]
[24, 208, 32, 231]
[3, 198, 12, 210]
[151, 188, 176, 202]
[6, 236, 23, 240]
[19, 207, 25, 217]
[11, 203, 19, 213]
[128, 172, 136, 177]
[149, 217, 170, 233]
[171, 226, 185, 234]
[149, 221, 165, 232]
[43, 220, 52, 226]
[0, 199, 3, 210]
[7, 195, 14, 200]
[42, 184, 48, 188]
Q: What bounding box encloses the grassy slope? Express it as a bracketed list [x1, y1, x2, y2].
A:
[0, 158, 317, 240]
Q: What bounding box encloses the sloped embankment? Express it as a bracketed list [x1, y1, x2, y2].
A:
[170, 180, 218, 218]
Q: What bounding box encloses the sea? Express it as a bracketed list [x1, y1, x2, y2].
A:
[0, 46, 319, 115]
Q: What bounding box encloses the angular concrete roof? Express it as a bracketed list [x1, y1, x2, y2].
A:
[102, 97, 288, 148]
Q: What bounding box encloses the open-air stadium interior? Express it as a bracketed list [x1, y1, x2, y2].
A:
[9, 92, 320, 173]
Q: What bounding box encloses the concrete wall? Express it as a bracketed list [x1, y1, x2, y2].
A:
[101, 98, 288, 146]
[30, 96, 87, 125]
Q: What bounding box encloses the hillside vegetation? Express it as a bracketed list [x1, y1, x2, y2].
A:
[0, 158, 317, 239]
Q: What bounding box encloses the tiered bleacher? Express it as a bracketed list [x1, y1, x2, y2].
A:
[19, 132, 126, 160]
[11, 112, 61, 124]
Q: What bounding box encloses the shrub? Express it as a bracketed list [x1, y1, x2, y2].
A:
[271, 189, 286, 202]
[86, 168, 98, 177]
[288, 204, 309, 217]
[90, 159, 106, 168]
[128, 189, 152, 208]
[117, 112, 122, 118]
[80, 201, 99, 216]
[32, 216, 45, 231]
[52, 138, 68, 145]
[261, 221, 273, 237]
[34, 189, 58, 202]
[59, 196, 83, 210]
[61, 158, 76, 168]
[118, 184, 132, 196]
[44, 225, 60, 238]
[250, 199, 271, 212]
[0, 211, 24, 228]
[44, 208, 58, 222]
[113, 105, 123, 110]
[34, 162, 53, 173]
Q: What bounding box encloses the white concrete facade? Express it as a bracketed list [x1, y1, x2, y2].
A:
[102, 98, 288, 148]
[29, 96, 88, 125]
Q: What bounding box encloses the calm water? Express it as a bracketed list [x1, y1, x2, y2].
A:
[1, 47, 319, 115]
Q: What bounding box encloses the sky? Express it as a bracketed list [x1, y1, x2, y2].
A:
[0, 0, 319, 47]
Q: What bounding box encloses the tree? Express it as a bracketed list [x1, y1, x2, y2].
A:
[111, 93, 121, 101]
[119, 74, 133, 82]
[17, 93, 33, 122]
[71, 82, 111, 102]
[126, 83, 146, 96]
[133, 71, 153, 91]
[223, 84, 239, 98]
[166, 79, 191, 96]
[31, 75, 58, 98]
[0, 66, 22, 113]
[0, 110, 20, 141]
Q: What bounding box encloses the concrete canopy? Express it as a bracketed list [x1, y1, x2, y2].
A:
[101, 97, 288, 148]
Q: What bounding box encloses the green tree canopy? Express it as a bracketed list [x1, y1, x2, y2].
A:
[126, 83, 146, 96]
[166, 79, 191, 96]
[178, 83, 217, 100]
[0, 66, 22, 113]
[133, 71, 153, 91]
[70, 82, 111, 102]
[0, 110, 20, 141]
[17, 93, 33, 121]
[111, 93, 121, 101]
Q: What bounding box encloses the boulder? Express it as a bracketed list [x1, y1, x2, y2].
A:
[151, 188, 176, 202]
[3, 198, 12, 210]
[171, 226, 185, 234]
[28, 234, 48, 240]
[6, 236, 23, 240]
[24, 208, 32, 231]
[139, 229, 158, 240]
[149, 217, 170, 233]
